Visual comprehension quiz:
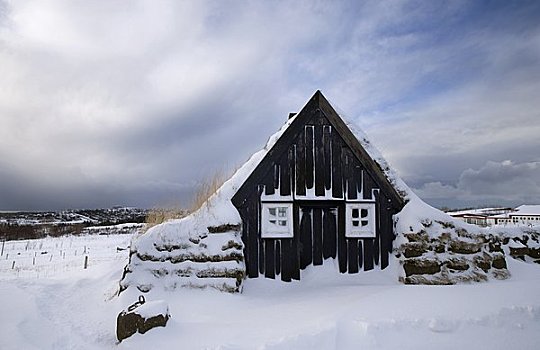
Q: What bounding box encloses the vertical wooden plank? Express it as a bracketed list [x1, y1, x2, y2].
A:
[355, 165, 363, 199]
[258, 239, 265, 275]
[305, 126, 314, 189]
[290, 204, 301, 280]
[380, 199, 392, 270]
[289, 237, 300, 280]
[275, 240, 281, 276]
[332, 137, 343, 198]
[323, 126, 332, 190]
[247, 198, 259, 278]
[312, 208, 323, 265]
[348, 239, 359, 274]
[373, 192, 380, 267]
[358, 240, 363, 269]
[337, 205, 348, 273]
[273, 164, 280, 190]
[314, 125, 325, 196]
[299, 207, 312, 270]
[289, 146, 295, 195]
[280, 150, 291, 196]
[264, 240, 275, 279]
[346, 150, 357, 200]
[281, 238, 292, 282]
[363, 171, 375, 200]
[264, 173, 275, 196]
[295, 130, 306, 196]
[322, 208, 337, 259]
[363, 238, 374, 271]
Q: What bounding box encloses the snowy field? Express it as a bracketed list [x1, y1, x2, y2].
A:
[0, 234, 132, 279]
[1, 233, 539, 350]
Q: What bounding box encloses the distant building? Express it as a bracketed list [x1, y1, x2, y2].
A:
[448, 205, 540, 227]
[447, 207, 512, 227]
[489, 205, 540, 226]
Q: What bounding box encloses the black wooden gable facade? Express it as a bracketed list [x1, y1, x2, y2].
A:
[231, 91, 405, 281]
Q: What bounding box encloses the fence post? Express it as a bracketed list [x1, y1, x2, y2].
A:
[84, 256, 88, 269]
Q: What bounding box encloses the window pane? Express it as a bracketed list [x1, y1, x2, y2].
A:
[279, 220, 287, 226]
[278, 207, 287, 217]
[361, 209, 368, 218]
[352, 208, 359, 218]
[270, 220, 276, 225]
[352, 220, 359, 227]
[269, 208, 276, 216]
[361, 220, 368, 227]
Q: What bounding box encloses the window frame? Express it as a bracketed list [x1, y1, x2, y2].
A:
[260, 202, 294, 238]
[345, 202, 376, 238]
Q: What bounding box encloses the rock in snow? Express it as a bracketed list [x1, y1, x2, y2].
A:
[116, 295, 170, 342]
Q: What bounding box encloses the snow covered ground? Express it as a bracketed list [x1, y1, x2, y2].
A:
[1, 233, 539, 349]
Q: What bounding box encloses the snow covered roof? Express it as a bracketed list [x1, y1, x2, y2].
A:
[232, 91, 409, 212]
[136, 91, 414, 250]
[342, 111, 411, 204]
[489, 213, 512, 218]
[483, 205, 540, 219]
[512, 205, 540, 216]
[447, 208, 508, 216]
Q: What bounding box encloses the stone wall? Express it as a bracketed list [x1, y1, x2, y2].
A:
[119, 224, 245, 293]
[395, 219, 511, 285]
[495, 228, 540, 264]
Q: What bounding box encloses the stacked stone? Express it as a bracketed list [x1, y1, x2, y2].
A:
[396, 219, 510, 285]
[119, 224, 245, 293]
[497, 229, 540, 263]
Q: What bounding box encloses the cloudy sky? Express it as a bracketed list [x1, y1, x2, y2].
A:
[1, 0, 539, 211]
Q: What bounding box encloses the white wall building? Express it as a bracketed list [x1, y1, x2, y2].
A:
[447, 207, 512, 227]
[448, 205, 540, 227]
[491, 205, 540, 226]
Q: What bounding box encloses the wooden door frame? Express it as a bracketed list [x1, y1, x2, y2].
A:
[293, 200, 344, 270]
[293, 200, 345, 236]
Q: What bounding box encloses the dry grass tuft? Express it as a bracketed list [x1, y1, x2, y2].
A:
[145, 207, 187, 230]
[189, 169, 229, 213]
[143, 169, 230, 232]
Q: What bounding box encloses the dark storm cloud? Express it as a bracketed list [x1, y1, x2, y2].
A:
[414, 160, 540, 209]
[1, 0, 540, 210]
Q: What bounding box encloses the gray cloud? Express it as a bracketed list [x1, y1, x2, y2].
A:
[414, 160, 540, 208]
[1, 1, 539, 210]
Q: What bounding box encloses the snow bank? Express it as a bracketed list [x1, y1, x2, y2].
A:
[2, 233, 540, 349]
[392, 192, 512, 284]
[120, 112, 299, 293]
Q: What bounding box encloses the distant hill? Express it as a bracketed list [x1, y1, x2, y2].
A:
[0, 207, 148, 240]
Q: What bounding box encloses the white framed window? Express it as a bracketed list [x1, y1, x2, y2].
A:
[261, 202, 293, 238]
[345, 203, 376, 238]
